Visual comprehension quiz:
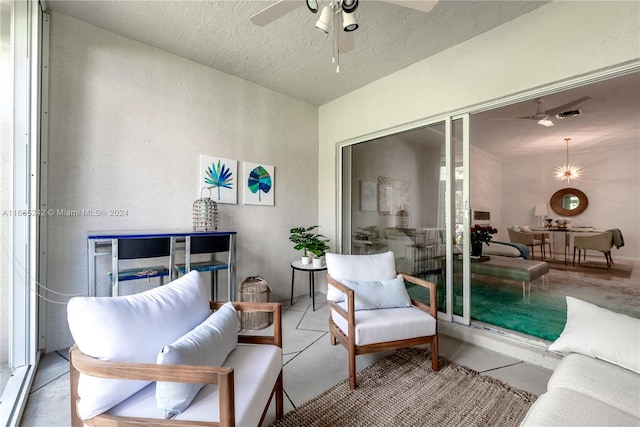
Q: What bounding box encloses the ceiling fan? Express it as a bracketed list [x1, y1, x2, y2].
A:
[250, 0, 439, 72]
[515, 96, 592, 127]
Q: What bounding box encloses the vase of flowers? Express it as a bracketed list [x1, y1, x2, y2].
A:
[470, 225, 498, 256]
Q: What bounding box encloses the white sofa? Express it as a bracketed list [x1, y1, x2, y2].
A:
[521, 297, 640, 426]
[67, 271, 283, 427]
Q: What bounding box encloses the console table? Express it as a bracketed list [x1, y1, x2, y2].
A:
[87, 230, 236, 299]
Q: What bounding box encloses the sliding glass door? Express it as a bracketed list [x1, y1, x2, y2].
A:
[340, 114, 470, 323]
[1, 1, 44, 424]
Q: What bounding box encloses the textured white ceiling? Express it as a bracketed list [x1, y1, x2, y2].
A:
[44, 1, 638, 158]
[45, 0, 547, 105]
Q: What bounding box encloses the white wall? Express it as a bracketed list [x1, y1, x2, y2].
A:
[318, 2, 640, 250]
[499, 142, 640, 260]
[45, 13, 318, 351]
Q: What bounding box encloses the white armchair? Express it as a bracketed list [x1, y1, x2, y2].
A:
[325, 251, 439, 389]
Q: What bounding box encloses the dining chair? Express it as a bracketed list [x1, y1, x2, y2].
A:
[108, 237, 174, 297]
[175, 234, 230, 299]
[508, 228, 545, 260]
[573, 231, 614, 268]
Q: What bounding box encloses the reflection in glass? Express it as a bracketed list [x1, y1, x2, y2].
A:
[560, 195, 579, 210]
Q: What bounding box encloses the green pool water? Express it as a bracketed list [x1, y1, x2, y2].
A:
[406, 276, 566, 341]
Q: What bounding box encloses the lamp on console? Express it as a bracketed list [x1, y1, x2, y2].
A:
[535, 203, 548, 227]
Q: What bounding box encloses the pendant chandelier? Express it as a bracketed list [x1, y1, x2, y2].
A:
[554, 137, 582, 182]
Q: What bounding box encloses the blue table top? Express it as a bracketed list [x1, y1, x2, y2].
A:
[87, 229, 236, 239]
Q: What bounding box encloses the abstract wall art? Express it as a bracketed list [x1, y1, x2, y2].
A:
[243, 162, 275, 206]
[200, 155, 238, 204]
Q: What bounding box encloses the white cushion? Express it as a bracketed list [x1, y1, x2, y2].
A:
[107, 345, 282, 426]
[325, 251, 397, 302]
[341, 275, 411, 310]
[331, 305, 436, 346]
[156, 302, 238, 418]
[548, 353, 640, 417]
[67, 271, 210, 419]
[521, 387, 639, 426]
[548, 296, 640, 374]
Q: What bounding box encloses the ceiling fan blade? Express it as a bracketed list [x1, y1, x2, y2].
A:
[537, 118, 554, 127]
[383, 0, 439, 13]
[545, 96, 592, 115]
[250, 0, 304, 26]
[339, 30, 355, 53]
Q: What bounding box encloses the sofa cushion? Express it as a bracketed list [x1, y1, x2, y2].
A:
[331, 305, 436, 346]
[547, 353, 640, 418]
[107, 344, 282, 426]
[548, 296, 640, 374]
[156, 301, 238, 418]
[341, 275, 412, 310]
[520, 387, 639, 426]
[325, 251, 397, 302]
[67, 271, 210, 419]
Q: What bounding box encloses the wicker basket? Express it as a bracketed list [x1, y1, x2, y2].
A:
[193, 187, 219, 231]
[239, 276, 272, 330]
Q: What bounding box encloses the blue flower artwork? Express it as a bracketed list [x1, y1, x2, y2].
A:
[199, 155, 238, 204]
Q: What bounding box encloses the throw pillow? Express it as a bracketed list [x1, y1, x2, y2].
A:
[325, 251, 397, 302]
[549, 296, 640, 374]
[156, 301, 239, 418]
[66, 271, 210, 420]
[341, 275, 412, 310]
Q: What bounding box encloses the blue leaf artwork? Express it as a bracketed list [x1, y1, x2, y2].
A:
[247, 165, 272, 201]
[243, 162, 275, 206]
[199, 155, 237, 204]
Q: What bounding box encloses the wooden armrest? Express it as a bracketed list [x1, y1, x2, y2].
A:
[400, 273, 438, 318]
[211, 301, 282, 348]
[327, 275, 355, 332]
[69, 345, 236, 426]
[69, 345, 230, 384]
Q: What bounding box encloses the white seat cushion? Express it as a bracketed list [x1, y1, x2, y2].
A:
[331, 305, 436, 346]
[325, 251, 397, 302]
[107, 344, 282, 426]
[548, 353, 640, 417]
[521, 387, 639, 426]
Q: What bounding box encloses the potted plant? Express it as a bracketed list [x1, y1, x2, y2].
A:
[470, 225, 498, 257]
[290, 226, 325, 265]
[307, 236, 330, 267]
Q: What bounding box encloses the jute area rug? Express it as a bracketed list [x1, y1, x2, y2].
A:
[271, 348, 537, 427]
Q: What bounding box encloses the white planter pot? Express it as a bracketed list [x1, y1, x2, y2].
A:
[301, 256, 311, 265]
[312, 257, 323, 268]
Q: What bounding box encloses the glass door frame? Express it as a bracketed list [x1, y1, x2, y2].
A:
[336, 113, 471, 324]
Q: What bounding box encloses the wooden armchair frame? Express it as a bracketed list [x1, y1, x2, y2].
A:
[327, 273, 439, 389]
[69, 301, 283, 427]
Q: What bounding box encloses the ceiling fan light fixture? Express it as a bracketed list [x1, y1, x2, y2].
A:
[342, 11, 358, 32]
[537, 118, 554, 127]
[341, 0, 359, 13]
[315, 5, 332, 33]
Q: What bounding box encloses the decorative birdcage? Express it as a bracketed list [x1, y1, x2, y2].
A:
[193, 187, 219, 231]
[239, 276, 272, 331]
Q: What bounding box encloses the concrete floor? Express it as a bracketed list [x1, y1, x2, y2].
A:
[19, 296, 552, 427]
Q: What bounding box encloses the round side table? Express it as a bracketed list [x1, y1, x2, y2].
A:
[290, 260, 327, 311]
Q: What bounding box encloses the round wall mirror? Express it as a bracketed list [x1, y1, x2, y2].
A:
[550, 188, 588, 216]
